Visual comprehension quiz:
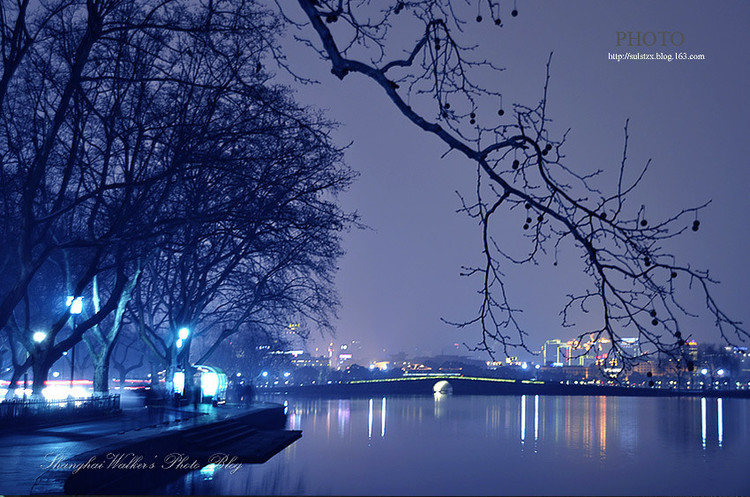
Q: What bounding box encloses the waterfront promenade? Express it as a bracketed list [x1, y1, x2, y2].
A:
[0, 398, 297, 495]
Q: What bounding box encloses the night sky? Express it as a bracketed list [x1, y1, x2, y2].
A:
[277, 1, 750, 361]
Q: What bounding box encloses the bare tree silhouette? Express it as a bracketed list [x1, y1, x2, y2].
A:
[281, 1, 746, 372]
[0, 0, 355, 393]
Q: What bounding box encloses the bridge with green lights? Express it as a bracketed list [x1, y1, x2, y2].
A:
[266, 375, 750, 398]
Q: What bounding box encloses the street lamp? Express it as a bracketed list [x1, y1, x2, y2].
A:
[173, 327, 190, 398]
[700, 368, 710, 390]
[32, 331, 48, 343]
[716, 369, 726, 390]
[67, 296, 83, 396]
[175, 327, 189, 351]
[67, 296, 83, 315]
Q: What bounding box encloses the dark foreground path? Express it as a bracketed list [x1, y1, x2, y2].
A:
[0, 400, 299, 495]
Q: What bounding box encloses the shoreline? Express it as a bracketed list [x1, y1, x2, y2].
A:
[24, 403, 299, 495]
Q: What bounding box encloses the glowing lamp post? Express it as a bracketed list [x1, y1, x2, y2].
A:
[700, 368, 709, 390]
[177, 327, 190, 348]
[67, 296, 83, 315]
[173, 327, 190, 396]
[67, 296, 83, 396]
[716, 369, 726, 390]
[176, 327, 190, 363]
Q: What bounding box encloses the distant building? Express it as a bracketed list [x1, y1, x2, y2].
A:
[334, 340, 364, 369]
[686, 340, 698, 363]
[291, 353, 329, 369]
[632, 361, 654, 375]
[544, 335, 641, 370]
[372, 361, 390, 371]
[543, 339, 572, 366]
[278, 324, 305, 352]
[338, 352, 353, 368]
[402, 363, 432, 375]
[620, 337, 643, 359]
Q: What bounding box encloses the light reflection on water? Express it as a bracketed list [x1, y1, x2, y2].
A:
[166, 395, 750, 496]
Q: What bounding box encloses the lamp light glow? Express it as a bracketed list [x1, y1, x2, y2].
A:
[32, 331, 47, 343]
[178, 327, 190, 340]
[201, 372, 220, 397]
[173, 371, 185, 395]
[67, 296, 83, 314]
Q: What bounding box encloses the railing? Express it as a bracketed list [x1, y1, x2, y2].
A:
[0, 394, 120, 422]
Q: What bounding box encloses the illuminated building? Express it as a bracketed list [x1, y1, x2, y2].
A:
[291, 353, 329, 369]
[330, 340, 364, 369]
[620, 337, 643, 359]
[543, 339, 572, 366]
[544, 335, 640, 370]
[372, 361, 390, 371]
[633, 362, 655, 375]
[338, 352, 353, 367]
[686, 340, 698, 363]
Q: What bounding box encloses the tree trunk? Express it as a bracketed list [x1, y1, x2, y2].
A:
[165, 361, 176, 396]
[31, 359, 49, 397]
[93, 345, 114, 394]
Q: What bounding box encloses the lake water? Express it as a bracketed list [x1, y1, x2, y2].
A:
[166, 394, 750, 495]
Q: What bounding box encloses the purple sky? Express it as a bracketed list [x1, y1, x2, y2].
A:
[277, 1, 750, 361]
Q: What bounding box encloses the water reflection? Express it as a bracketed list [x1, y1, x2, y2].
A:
[337, 399, 350, 437]
[291, 395, 729, 455]
[433, 392, 447, 418]
[200, 463, 216, 480]
[381, 397, 386, 438]
[520, 394, 526, 444]
[598, 396, 607, 459]
[700, 397, 726, 450]
[368, 398, 373, 439]
[165, 395, 750, 496]
[718, 397, 723, 448]
[701, 397, 707, 449]
[366, 397, 387, 439]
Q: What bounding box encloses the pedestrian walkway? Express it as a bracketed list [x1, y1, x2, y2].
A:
[0, 401, 287, 495]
